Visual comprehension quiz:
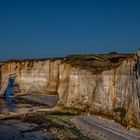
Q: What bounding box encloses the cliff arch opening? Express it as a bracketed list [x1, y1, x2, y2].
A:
[4, 74, 20, 97]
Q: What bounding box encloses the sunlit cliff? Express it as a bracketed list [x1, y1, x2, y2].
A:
[1, 54, 140, 127]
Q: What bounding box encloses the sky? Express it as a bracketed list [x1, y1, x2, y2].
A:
[0, 0, 140, 60]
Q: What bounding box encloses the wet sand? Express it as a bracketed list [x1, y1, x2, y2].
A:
[0, 94, 91, 140]
[71, 116, 140, 140]
[0, 93, 140, 140]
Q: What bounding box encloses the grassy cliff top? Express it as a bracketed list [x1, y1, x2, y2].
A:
[62, 54, 134, 74]
[2, 57, 63, 63]
[1, 53, 134, 74]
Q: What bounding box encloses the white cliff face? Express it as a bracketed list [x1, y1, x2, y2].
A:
[1, 59, 61, 94]
[1, 56, 140, 127]
[58, 57, 140, 126]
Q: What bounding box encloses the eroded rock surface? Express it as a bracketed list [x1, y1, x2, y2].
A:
[0, 54, 140, 127]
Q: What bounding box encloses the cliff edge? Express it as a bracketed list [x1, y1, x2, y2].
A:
[0, 54, 140, 128]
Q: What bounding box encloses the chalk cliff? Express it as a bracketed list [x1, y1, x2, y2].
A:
[0, 54, 140, 127]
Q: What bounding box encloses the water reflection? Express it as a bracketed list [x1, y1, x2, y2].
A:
[4, 96, 16, 105]
[5, 97, 17, 112]
[0, 96, 17, 113]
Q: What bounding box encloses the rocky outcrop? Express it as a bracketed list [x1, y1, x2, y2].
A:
[1, 59, 61, 94]
[0, 54, 140, 127]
